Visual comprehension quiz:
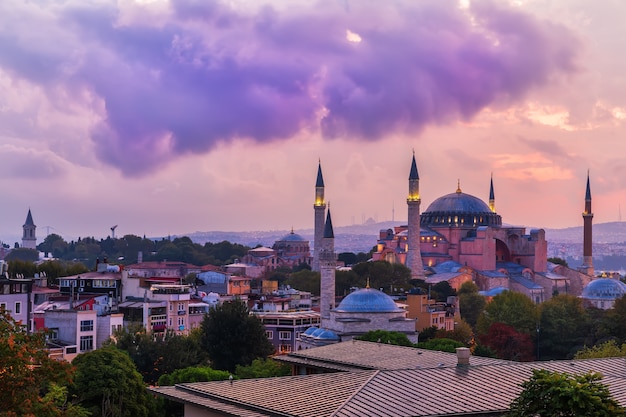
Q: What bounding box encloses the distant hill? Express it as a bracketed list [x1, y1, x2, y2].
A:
[183, 221, 626, 253]
[544, 221, 626, 244]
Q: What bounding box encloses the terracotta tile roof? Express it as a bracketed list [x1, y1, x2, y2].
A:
[277, 340, 505, 371]
[150, 350, 626, 417]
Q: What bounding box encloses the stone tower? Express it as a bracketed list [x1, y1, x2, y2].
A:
[312, 161, 326, 272]
[22, 209, 37, 250]
[406, 153, 425, 279]
[319, 209, 336, 326]
[580, 171, 594, 276]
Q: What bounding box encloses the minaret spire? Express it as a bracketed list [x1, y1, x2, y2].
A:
[489, 173, 496, 213]
[580, 170, 594, 276]
[313, 160, 326, 272]
[406, 153, 425, 279]
[320, 209, 336, 325]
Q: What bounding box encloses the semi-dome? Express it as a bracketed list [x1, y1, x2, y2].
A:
[421, 190, 502, 227]
[581, 279, 626, 300]
[335, 288, 402, 313]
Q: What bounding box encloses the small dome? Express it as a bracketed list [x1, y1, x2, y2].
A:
[335, 288, 402, 313]
[582, 279, 626, 300]
[315, 329, 340, 341]
[303, 326, 318, 336]
[278, 231, 306, 242]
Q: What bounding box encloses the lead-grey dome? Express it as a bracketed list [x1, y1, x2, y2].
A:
[421, 191, 501, 227]
[335, 288, 402, 313]
[278, 231, 306, 242]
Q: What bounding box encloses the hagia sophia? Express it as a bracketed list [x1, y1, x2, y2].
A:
[301, 153, 614, 347]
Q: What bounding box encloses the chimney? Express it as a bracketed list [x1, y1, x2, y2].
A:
[456, 347, 470, 366]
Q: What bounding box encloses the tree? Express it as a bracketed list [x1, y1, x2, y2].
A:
[431, 281, 456, 302]
[0, 309, 82, 417]
[417, 338, 464, 353]
[604, 295, 626, 345]
[480, 322, 535, 361]
[283, 270, 320, 295]
[476, 291, 539, 336]
[436, 319, 474, 346]
[71, 346, 153, 417]
[157, 367, 231, 386]
[538, 294, 591, 360]
[547, 257, 569, 267]
[235, 358, 291, 379]
[107, 326, 205, 385]
[201, 300, 274, 372]
[575, 340, 626, 359]
[352, 261, 411, 294]
[458, 281, 486, 328]
[357, 330, 414, 347]
[509, 369, 625, 416]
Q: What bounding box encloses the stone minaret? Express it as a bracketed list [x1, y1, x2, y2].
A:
[319, 209, 336, 326]
[406, 153, 425, 279]
[489, 174, 496, 213]
[22, 209, 37, 250]
[580, 171, 594, 276]
[312, 161, 326, 272]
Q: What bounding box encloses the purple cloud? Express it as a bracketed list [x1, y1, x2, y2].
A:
[0, 0, 581, 176]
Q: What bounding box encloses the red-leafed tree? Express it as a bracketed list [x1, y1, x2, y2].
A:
[479, 322, 535, 361]
[0, 309, 86, 416]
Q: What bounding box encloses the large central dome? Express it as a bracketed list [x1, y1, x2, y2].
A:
[421, 190, 502, 227]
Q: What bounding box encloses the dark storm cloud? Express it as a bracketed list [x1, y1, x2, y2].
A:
[0, 0, 581, 176]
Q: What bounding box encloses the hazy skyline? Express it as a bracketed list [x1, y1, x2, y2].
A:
[1, 0, 625, 244]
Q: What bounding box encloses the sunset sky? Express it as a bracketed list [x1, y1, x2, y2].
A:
[1, 0, 625, 245]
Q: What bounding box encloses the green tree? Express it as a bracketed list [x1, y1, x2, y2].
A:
[235, 358, 291, 379]
[547, 257, 569, 267]
[0, 309, 82, 417]
[508, 369, 625, 416]
[431, 281, 456, 302]
[538, 294, 591, 360]
[283, 270, 320, 295]
[604, 295, 626, 345]
[357, 330, 414, 347]
[458, 281, 486, 328]
[71, 346, 152, 417]
[476, 291, 538, 336]
[4, 248, 39, 262]
[352, 261, 411, 294]
[417, 338, 464, 353]
[335, 269, 363, 296]
[201, 300, 274, 372]
[157, 366, 231, 386]
[575, 340, 626, 359]
[436, 319, 474, 346]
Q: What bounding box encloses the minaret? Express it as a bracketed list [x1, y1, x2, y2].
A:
[312, 161, 326, 272]
[22, 209, 37, 250]
[489, 173, 496, 213]
[580, 171, 594, 276]
[406, 153, 425, 279]
[319, 209, 336, 326]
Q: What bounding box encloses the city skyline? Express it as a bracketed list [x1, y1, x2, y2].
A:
[1, 0, 625, 243]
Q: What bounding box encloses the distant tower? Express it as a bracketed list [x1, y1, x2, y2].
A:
[22, 209, 37, 250]
[580, 171, 594, 276]
[312, 161, 326, 272]
[319, 209, 336, 326]
[489, 173, 496, 213]
[406, 153, 425, 279]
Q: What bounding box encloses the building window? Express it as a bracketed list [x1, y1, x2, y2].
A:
[66, 347, 77, 354]
[279, 331, 291, 340]
[80, 336, 93, 352]
[265, 331, 274, 339]
[0, 303, 5, 311]
[279, 344, 292, 353]
[178, 303, 185, 312]
[80, 320, 94, 332]
[14, 302, 21, 314]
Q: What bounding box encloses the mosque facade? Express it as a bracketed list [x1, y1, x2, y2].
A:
[371, 157, 593, 303]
